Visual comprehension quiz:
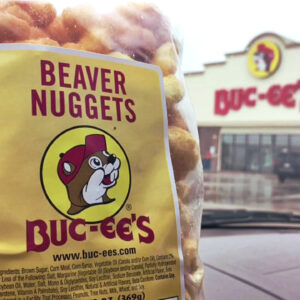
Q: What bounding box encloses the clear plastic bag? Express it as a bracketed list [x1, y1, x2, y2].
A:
[0, 0, 204, 299]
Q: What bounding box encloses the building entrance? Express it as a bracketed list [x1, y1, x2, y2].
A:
[221, 134, 300, 173]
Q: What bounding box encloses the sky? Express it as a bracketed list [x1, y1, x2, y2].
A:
[175, 0, 300, 72]
[57, 0, 300, 73]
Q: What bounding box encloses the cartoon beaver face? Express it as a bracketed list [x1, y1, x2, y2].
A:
[253, 43, 274, 72]
[253, 52, 268, 71]
[57, 135, 121, 215]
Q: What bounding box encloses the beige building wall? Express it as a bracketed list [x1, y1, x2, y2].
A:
[184, 33, 300, 172]
[185, 33, 300, 128]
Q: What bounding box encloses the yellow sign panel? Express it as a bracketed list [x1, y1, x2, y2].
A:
[0, 45, 183, 299]
[248, 40, 281, 78]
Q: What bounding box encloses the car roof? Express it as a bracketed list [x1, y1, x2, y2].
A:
[201, 228, 300, 300]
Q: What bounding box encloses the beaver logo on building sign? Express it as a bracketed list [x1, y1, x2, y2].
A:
[253, 43, 274, 72]
[41, 126, 131, 223]
[248, 40, 281, 78]
[57, 135, 121, 215]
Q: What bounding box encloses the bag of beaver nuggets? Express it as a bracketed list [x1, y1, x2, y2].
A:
[0, 0, 204, 299]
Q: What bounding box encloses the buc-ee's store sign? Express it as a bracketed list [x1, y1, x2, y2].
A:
[214, 39, 300, 116]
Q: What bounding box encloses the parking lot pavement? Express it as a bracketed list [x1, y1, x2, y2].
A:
[203, 171, 300, 213]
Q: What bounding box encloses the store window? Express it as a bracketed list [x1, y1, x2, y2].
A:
[261, 135, 272, 145]
[246, 135, 260, 172]
[235, 135, 246, 144]
[223, 135, 233, 144]
[248, 134, 259, 145]
[233, 135, 246, 171]
[275, 135, 289, 155]
[221, 134, 300, 173]
[290, 135, 300, 152]
[260, 135, 273, 173]
[222, 135, 234, 170]
[276, 135, 288, 145]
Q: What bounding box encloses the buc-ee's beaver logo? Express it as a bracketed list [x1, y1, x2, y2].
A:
[41, 126, 131, 223]
[248, 40, 281, 78]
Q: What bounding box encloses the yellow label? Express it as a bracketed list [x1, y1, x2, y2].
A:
[0, 45, 183, 300]
[248, 40, 281, 78]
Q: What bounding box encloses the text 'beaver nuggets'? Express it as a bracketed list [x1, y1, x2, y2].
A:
[58, 135, 120, 215]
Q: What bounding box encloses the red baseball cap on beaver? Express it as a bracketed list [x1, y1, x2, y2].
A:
[58, 134, 107, 185]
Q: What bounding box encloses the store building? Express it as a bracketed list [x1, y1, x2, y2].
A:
[185, 32, 300, 173]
